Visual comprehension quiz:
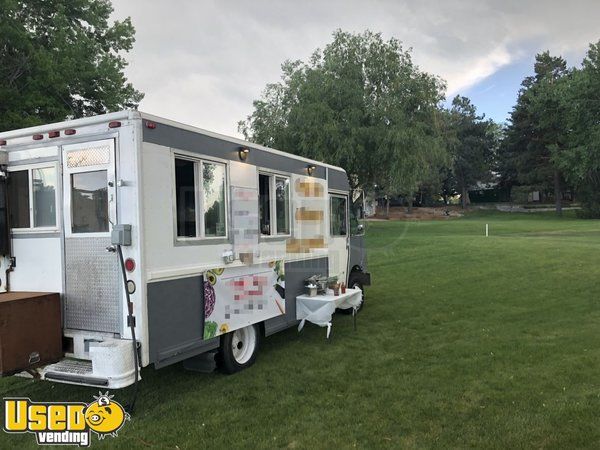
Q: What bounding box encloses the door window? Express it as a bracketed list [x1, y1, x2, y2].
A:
[71, 170, 109, 233]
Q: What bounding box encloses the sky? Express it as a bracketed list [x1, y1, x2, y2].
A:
[111, 0, 600, 137]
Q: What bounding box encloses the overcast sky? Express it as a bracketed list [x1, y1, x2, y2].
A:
[111, 0, 600, 137]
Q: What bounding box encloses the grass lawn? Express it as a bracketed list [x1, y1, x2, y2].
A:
[2, 211, 600, 448]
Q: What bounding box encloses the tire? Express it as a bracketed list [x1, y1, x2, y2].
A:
[338, 273, 365, 314]
[217, 324, 260, 374]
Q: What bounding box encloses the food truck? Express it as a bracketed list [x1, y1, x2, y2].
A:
[0, 111, 370, 388]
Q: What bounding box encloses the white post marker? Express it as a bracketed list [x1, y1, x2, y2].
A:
[486, 223, 489, 237]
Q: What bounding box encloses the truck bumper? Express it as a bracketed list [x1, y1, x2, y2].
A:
[354, 271, 371, 286]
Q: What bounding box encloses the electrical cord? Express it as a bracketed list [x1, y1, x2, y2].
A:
[116, 244, 140, 414]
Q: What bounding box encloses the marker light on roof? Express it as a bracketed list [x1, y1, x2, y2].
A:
[33, 134, 43, 141]
[108, 121, 121, 128]
[64, 129, 76, 135]
[48, 131, 60, 138]
[0, 140, 6, 146]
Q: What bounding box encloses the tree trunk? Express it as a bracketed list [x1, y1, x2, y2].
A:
[385, 197, 390, 219]
[554, 170, 562, 216]
[461, 186, 470, 209]
[407, 195, 413, 214]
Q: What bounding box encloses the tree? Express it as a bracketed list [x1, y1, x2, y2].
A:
[552, 41, 600, 218]
[239, 30, 448, 214]
[444, 96, 499, 208]
[0, 0, 143, 132]
[501, 52, 570, 214]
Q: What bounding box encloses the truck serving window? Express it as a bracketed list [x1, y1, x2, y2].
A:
[330, 195, 348, 236]
[175, 158, 196, 237]
[8, 166, 57, 229]
[175, 156, 227, 239]
[8, 170, 30, 228]
[33, 167, 57, 227]
[275, 176, 290, 235]
[259, 173, 290, 236]
[202, 162, 226, 237]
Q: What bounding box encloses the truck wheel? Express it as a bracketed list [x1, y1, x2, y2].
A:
[338, 274, 365, 314]
[217, 324, 260, 374]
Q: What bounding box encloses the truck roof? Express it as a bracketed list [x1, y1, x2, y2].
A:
[0, 110, 347, 174]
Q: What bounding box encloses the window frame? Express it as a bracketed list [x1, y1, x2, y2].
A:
[329, 193, 349, 237]
[172, 152, 229, 242]
[7, 162, 60, 233]
[257, 170, 291, 239]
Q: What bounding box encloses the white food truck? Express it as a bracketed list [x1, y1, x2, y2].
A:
[0, 110, 370, 389]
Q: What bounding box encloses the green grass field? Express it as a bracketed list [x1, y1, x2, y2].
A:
[2, 211, 600, 448]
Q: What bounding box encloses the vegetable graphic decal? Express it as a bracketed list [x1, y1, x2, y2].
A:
[276, 261, 284, 281]
[204, 281, 216, 317]
[204, 267, 224, 318]
[204, 321, 217, 339]
[203, 261, 286, 337]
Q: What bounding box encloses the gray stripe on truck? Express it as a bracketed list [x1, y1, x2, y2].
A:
[147, 257, 329, 367]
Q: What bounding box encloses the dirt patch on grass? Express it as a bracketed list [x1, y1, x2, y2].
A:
[371, 206, 463, 221]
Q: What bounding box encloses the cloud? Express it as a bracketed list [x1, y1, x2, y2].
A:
[110, 0, 600, 136]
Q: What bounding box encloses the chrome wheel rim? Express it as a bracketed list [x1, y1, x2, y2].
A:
[231, 326, 257, 364]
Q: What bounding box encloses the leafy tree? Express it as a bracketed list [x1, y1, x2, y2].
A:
[0, 0, 143, 132]
[239, 30, 448, 214]
[553, 42, 600, 218]
[444, 96, 499, 208]
[501, 52, 570, 214]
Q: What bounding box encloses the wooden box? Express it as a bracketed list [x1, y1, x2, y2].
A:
[0, 292, 62, 376]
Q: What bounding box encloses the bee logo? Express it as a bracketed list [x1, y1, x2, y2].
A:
[4, 391, 129, 446]
[84, 392, 129, 439]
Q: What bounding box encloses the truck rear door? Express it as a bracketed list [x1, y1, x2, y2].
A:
[61, 138, 121, 335]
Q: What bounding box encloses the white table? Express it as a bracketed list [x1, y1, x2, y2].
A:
[296, 288, 362, 338]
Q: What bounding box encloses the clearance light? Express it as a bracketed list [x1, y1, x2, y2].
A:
[0, 140, 6, 146]
[108, 121, 121, 128]
[64, 129, 76, 135]
[238, 147, 249, 161]
[145, 121, 156, 129]
[125, 258, 136, 272]
[48, 131, 60, 138]
[33, 134, 43, 141]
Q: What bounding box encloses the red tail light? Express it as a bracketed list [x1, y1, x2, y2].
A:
[125, 258, 136, 272]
